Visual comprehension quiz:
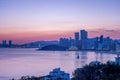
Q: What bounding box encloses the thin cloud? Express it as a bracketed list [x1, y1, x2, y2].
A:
[104, 30, 115, 32]
[88, 30, 99, 33]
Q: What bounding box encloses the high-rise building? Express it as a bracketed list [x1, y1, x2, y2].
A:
[2, 40, 6, 46]
[75, 32, 79, 41]
[69, 37, 75, 46]
[9, 40, 12, 46]
[75, 32, 79, 47]
[80, 30, 88, 40]
[99, 35, 103, 43]
[80, 30, 88, 50]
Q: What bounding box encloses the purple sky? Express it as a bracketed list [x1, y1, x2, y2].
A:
[0, 0, 120, 44]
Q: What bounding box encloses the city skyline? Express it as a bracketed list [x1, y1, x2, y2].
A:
[0, 29, 120, 45]
[0, 0, 120, 44]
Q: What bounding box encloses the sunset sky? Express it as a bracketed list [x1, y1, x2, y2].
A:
[0, 0, 120, 44]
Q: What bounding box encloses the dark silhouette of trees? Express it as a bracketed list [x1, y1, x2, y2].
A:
[72, 62, 120, 80]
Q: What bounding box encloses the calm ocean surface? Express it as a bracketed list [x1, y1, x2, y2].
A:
[0, 48, 117, 80]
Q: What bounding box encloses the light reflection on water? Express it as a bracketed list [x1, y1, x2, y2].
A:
[0, 48, 116, 80]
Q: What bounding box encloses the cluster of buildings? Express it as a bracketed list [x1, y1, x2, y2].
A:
[0, 40, 13, 48]
[59, 30, 120, 51]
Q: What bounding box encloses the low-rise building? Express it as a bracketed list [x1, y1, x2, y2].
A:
[43, 68, 70, 80]
[115, 54, 120, 65]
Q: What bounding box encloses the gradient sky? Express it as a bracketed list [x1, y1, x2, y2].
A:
[0, 0, 120, 44]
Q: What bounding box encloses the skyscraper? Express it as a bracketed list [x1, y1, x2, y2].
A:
[80, 30, 88, 40]
[80, 30, 88, 50]
[2, 40, 6, 46]
[99, 35, 103, 43]
[9, 40, 12, 46]
[75, 32, 79, 41]
[75, 32, 79, 47]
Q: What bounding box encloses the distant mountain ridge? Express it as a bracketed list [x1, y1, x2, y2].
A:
[21, 40, 59, 48]
[38, 45, 67, 51]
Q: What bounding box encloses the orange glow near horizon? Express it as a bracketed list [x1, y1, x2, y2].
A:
[0, 28, 120, 44]
[0, 30, 74, 44]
